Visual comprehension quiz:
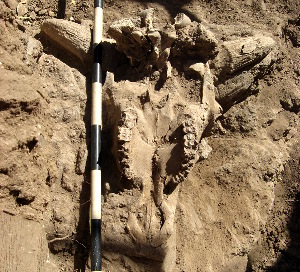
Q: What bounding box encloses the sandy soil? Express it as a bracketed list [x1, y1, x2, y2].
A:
[0, 0, 299, 271]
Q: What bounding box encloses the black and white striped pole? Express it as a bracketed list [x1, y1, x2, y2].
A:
[91, 0, 103, 271]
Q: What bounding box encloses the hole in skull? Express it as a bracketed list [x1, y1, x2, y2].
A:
[168, 125, 184, 143]
[166, 142, 184, 176]
[163, 181, 177, 195]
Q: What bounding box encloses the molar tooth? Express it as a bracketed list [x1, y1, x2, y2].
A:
[182, 164, 191, 171]
[118, 149, 129, 158]
[177, 173, 185, 182]
[184, 140, 193, 148]
[183, 118, 194, 127]
[182, 169, 190, 176]
[183, 126, 195, 133]
[122, 142, 130, 152]
[118, 127, 132, 142]
[172, 176, 179, 184]
[120, 158, 130, 167]
[184, 134, 196, 147]
[184, 148, 196, 159]
[124, 120, 135, 129]
[184, 133, 196, 141]
[124, 167, 134, 179]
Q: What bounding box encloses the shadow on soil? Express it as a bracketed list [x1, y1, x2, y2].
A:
[266, 195, 300, 271]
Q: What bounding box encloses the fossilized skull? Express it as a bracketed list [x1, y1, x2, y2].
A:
[39, 9, 279, 270]
[102, 66, 220, 266]
[101, 9, 277, 269]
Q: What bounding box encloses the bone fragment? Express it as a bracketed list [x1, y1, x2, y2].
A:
[215, 49, 275, 107]
[139, 8, 154, 30]
[174, 13, 191, 29]
[172, 22, 218, 60]
[41, 19, 92, 62]
[184, 62, 206, 78]
[217, 34, 276, 74]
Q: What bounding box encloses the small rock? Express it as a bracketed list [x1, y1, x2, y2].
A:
[38, 9, 47, 16]
[17, 189, 36, 204]
[131, 30, 146, 45]
[260, 0, 266, 11]
[26, 37, 43, 58]
[29, 11, 36, 20]
[252, 0, 266, 12]
[62, 107, 80, 123]
[174, 13, 191, 29]
[75, 146, 88, 175]
[184, 62, 205, 78]
[161, 25, 177, 48]
[48, 10, 55, 17]
[280, 89, 300, 113]
[285, 25, 300, 47]
[197, 139, 212, 160]
[148, 30, 161, 45]
[80, 19, 93, 27]
[166, 61, 172, 78]
[61, 172, 74, 192]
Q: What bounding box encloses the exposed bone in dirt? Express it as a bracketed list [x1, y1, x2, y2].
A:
[0, 0, 299, 271]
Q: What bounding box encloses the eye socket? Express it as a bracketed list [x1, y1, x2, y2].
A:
[168, 125, 184, 143]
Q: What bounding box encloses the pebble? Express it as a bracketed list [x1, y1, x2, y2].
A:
[48, 10, 55, 17]
[29, 11, 36, 20]
[38, 9, 47, 16]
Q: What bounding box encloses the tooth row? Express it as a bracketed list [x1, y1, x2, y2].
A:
[171, 116, 198, 185]
[116, 109, 137, 179]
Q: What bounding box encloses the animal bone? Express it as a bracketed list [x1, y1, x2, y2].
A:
[174, 13, 192, 29]
[38, 11, 278, 268]
[213, 36, 277, 107]
[102, 59, 221, 263]
[41, 19, 92, 63]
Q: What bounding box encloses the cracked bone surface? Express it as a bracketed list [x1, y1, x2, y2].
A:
[103, 63, 220, 264]
[102, 13, 279, 271]
[101, 10, 278, 269]
[41, 19, 92, 63]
